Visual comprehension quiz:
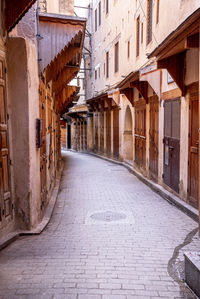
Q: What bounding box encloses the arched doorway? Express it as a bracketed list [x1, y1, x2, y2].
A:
[123, 106, 133, 162]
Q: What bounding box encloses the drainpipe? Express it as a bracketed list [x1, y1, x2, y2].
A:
[36, 0, 43, 74]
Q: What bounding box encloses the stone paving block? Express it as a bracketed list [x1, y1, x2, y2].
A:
[78, 295, 101, 299]
[102, 295, 126, 299]
[0, 152, 200, 299]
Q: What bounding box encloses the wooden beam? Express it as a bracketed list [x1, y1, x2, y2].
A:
[130, 81, 148, 103]
[157, 52, 186, 96]
[98, 99, 105, 111]
[120, 88, 134, 106]
[52, 67, 78, 94]
[104, 97, 112, 110]
[187, 33, 199, 48]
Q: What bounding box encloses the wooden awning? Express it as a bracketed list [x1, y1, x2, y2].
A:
[39, 13, 86, 86]
[148, 8, 200, 60]
[117, 70, 148, 105]
[117, 71, 139, 89]
[56, 85, 80, 114]
[5, 0, 36, 32]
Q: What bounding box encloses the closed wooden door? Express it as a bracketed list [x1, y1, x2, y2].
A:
[39, 80, 47, 211]
[188, 87, 198, 208]
[106, 110, 111, 157]
[100, 112, 104, 154]
[149, 96, 159, 179]
[0, 56, 12, 224]
[94, 112, 98, 152]
[135, 103, 146, 169]
[113, 108, 119, 159]
[163, 99, 180, 193]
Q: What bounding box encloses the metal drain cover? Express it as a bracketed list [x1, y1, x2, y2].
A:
[90, 211, 127, 222]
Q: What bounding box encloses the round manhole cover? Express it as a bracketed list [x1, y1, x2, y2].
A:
[90, 211, 127, 222]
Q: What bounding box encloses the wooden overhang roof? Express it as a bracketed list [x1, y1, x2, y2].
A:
[67, 110, 88, 119]
[5, 0, 36, 32]
[39, 13, 86, 91]
[86, 92, 107, 103]
[117, 71, 139, 90]
[148, 8, 200, 60]
[56, 85, 80, 114]
[116, 70, 149, 105]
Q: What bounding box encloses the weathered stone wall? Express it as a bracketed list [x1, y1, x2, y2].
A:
[45, 0, 74, 15]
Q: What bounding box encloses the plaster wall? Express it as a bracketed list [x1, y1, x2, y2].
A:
[7, 38, 31, 229]
[120, 95, 134, 164]
[161, 69, 178, 93]
[27, 42, 40, 228]
[185, 49, 199, 86]
[86, 0, 199, 100]
[46, 0, 74, 15]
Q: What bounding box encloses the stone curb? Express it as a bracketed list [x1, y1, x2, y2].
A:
[86, 152, 199, 223]
[0, 160, 64, 251]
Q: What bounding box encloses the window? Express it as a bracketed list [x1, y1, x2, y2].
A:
[95, 9, 97, 31]
[114, 42, 119, 73]
[147, 0, 153, 44]
[141, 22, 143, 43]
[106, 0, 109, 14]
[136, 16, 140, 56]
[95, 70, 97, 80]
[156, 0, 159, 23]
[106, 51, 109, 78]
[99, 1, 101, 26]
[127, 41, 130, 58]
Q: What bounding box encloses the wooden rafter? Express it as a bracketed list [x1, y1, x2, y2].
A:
[56, 85, 80, 114]
[52, 67, 79, 95]
[104, 97, 112, 110]
[98, 100, 105, 111]
[46, 31, 83, 83]
[5, 0, 36, 32]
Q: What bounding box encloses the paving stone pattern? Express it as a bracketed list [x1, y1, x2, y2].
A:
[0, 151, 200, 299]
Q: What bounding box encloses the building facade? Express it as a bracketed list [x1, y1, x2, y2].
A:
[0, 0, 85, 239]
[78, 1, 200, 215]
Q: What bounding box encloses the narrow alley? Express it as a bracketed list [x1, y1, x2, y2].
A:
[0, 151, 199, 299]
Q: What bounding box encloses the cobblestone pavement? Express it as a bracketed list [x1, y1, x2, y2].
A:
[0, 151, 200, 299]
